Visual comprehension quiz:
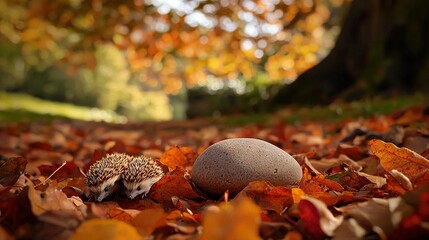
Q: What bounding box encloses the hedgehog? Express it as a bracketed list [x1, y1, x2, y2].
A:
[122, 155, 165, 199]
[85, 153, 132, 202]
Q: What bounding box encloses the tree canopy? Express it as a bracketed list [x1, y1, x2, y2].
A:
[1, 0, 347, 94]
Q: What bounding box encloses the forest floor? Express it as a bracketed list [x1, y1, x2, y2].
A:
[1, 98, 429, 239]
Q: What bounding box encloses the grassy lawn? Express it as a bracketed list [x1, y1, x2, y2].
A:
[0, 91, 426, 125]
[224, 94, 428, 125]
[0, 92, 127, 123]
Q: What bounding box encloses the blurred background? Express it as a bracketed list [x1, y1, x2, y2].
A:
[0, 0, 427, 122]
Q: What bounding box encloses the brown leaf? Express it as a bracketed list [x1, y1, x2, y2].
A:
[327, 169, 386, 191]
[0, 154, 27, 186]
[27, 179, 85, 217]
[338, 197, 414, 238]
[394, 106, 425, 125]
[368, 139, 429, 186]
[337, 143, 367, 160]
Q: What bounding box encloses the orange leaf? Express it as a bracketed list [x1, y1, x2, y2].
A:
[201, 198, 261, 240]
[368, 139, 429, 186]
[149, 167, 202, 205]
[314, 175, 344, 192]
[159, 146, 198, 171]
[108, 208, 133, 223]
[131, 207, 166, 236]
[235, 181, 293, 214]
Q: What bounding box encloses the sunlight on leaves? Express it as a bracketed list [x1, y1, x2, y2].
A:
[201, 198, 261, 240]
[70, 219, 141, 240]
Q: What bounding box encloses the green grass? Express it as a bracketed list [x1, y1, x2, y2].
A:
[0, 92, 127, 123]
[223, 94, 427, 126]
[280, 94, 427, 124]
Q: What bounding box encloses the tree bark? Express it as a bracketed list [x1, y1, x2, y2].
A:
[273, 0, 429, 105]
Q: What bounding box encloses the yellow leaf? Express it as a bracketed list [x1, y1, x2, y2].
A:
[368, 139, 429, 185]
[70, 219, 140, 240]
[201, 198, 261, 240]
[292, 188, 305, 204]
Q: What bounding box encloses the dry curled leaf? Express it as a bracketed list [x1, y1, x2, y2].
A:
[27, 178, 85, 218]
[368, 139, 429, 186]
[390, 170, 413, 191]
[299, 197, 343, 238]
[0, 155, 27, 186]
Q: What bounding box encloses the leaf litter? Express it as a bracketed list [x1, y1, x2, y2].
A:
[0, 105, 429, 239]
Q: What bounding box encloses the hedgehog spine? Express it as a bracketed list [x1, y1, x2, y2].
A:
[85, 153, 131, 202]
[122, 155, 164, 199]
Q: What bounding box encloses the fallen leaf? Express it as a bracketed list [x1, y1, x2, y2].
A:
[333, 218, 367, 239]
[200, 198, 261, 240]
[0, 155, 27, 186]
[27, 178, 85, 218]
[337, 143, 367, 160]
[390, 170, 413, 191]
[34, 210, 82, 240]
[108, 208, 133, 223]
[159, 146, 198, 171]
[368, 139, 429, 186]
[314, 175, 345, 192]
[394, 106, 424, 125]
[403, 135, 429, 155]
[298, 197, 343, 238]
[235, 181, 294, 214]
[149, 167, 202, 205]
[309, 154, 361, 174]
[70, 219, 141, 240]
[131, 207, 166, 236]
[327, 169, 386, 191]
[338, 197, 414, 238]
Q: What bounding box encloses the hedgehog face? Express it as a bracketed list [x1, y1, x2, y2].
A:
[123, 175, 163, 199]
[89, 175, 122, 202]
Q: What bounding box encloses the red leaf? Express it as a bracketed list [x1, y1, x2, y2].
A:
[299, 197, 342, 238]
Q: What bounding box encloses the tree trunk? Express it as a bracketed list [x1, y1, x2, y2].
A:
[273, 0, 429, 105]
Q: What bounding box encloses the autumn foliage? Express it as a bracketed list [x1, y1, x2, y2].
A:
[1, 105, 429, 239]
[2, 0, 345, 93]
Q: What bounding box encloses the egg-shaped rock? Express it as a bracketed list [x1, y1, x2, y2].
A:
[191, 138, 302, 197]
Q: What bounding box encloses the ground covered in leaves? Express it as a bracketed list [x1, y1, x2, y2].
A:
[1, 105, 429, 239]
